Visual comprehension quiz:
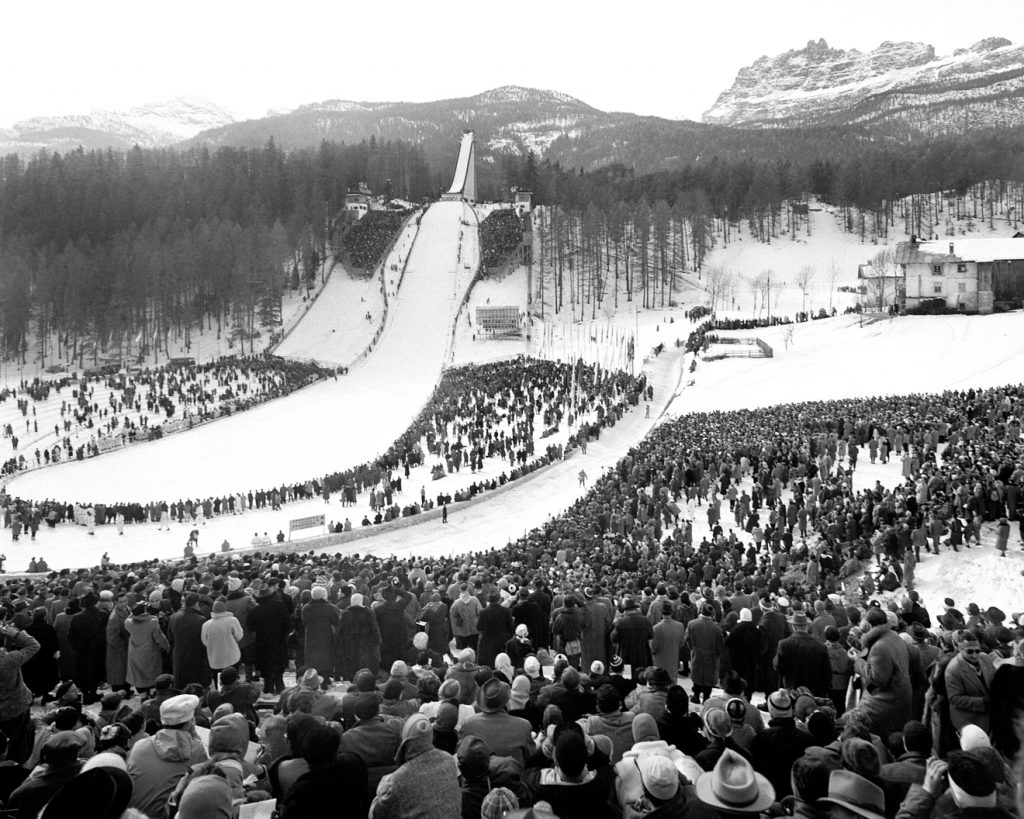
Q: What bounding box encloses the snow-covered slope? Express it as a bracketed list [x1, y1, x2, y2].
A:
[3, 201, 475, 503]
[704, 37, 1024, 134]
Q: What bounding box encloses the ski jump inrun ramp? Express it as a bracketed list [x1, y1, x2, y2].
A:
[443, 130, 477, 202]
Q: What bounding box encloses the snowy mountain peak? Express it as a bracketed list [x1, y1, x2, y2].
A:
[6, 96, 236, 151]
[472, 86, 589, 108]
[703, 36, 1024, 132]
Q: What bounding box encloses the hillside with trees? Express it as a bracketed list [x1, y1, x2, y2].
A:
[0, 139, 433, 368]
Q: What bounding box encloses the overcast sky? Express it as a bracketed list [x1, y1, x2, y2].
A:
[2, 0, 1022, 126]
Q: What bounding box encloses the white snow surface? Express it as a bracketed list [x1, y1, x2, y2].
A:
[4, 201, 475, 505]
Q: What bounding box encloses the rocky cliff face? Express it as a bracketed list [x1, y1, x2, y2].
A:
[703, 37, 1024, 134]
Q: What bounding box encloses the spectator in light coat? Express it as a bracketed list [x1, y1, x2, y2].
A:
[201, 600, 243, 683]
[125, 604, 170, 696]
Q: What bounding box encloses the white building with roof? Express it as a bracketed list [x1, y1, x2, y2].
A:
[894, 236, 1024, 313]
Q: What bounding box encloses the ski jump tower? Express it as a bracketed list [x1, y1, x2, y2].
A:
[441, 130, 477, 202]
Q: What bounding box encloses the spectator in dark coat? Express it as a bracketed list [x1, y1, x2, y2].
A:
[774, 611, 832, 697]
[853, 608, 913, 737]
[301, 587, 339, 682]
[21, 608, 59, 698]
[756, 599, 792, 695]
[879, 720, 931, 802]
[374, 584, 414, 671]
[749, 689, 813, 800]
[685, 604, 724, 703]
[279, 724, 368, 819]
[68, 592, 109, 704]
[511, 588, 544, 648]
[338, 595, 382, 679]
[168, 594, 210, 689]
[989, 636, 1024, 759]
[612, 596, 654, 672]
[477, 593, 513, 668]
[724, 608, 759, 699]
[247, 585, 293, 695]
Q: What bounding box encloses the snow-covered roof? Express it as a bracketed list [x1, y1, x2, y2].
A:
[917, 237, 1024, 262]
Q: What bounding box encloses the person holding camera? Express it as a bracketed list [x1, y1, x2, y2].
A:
[0, 622, 41, 764]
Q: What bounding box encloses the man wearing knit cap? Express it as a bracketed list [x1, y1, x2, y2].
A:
[369, 713, 460, 818]
[126, 694, 207, 816]
[749, 690, 813, 799]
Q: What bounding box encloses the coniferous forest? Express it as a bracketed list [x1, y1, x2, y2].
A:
[3, 123, 1024, 367]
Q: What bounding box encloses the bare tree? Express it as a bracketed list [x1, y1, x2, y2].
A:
[757, 269, 773, 318]
[827, 259, 841, 312]
[746, 273, 763, 317]
[864, 247, 897, 311]
[794, 264, 816, 317]
[704, 264, 733, 313]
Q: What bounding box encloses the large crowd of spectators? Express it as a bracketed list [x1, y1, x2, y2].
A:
[0, 357, 647, 544]
[0, 374, 1021, 817]
[480, 210, 524, 270]
[341, 211, 413, 272]
[0, 356, 333, 478]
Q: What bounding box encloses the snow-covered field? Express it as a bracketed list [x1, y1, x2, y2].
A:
[4, 199, 1022, 621]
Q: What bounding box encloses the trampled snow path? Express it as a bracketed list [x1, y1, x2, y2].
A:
[4, 201, 476, 508]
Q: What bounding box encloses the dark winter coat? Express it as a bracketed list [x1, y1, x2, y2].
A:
[685, 615, 724, 688]
[106, 605, 130, 688]
[248, 596, 293, 670]
[374, 591, 413, 670]
[68, 603, 109, 693]
[301, 599, 340, 678]
[724, 620, 759, 691]
[21, 621, 59, 696]
[477, 602, 514, 668]
[337, 604, 382, 680]
[168, 607, 210, 689]
[611, 609, 654, 672]
[757, 610, 792, 692]
[774, 630, 832, 697]
[854, 624, 913, 736]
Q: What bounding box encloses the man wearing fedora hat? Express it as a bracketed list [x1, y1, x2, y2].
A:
[696, 749, 776, 816]
[774, 610, 831, 697]
[817, 769, 886, 819]
[461, 678, 533, 766]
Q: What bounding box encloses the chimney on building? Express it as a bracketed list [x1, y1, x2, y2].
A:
[949, 242, 954, 255]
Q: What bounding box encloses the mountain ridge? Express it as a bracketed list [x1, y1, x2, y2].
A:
[703, 36, 1024, 135]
